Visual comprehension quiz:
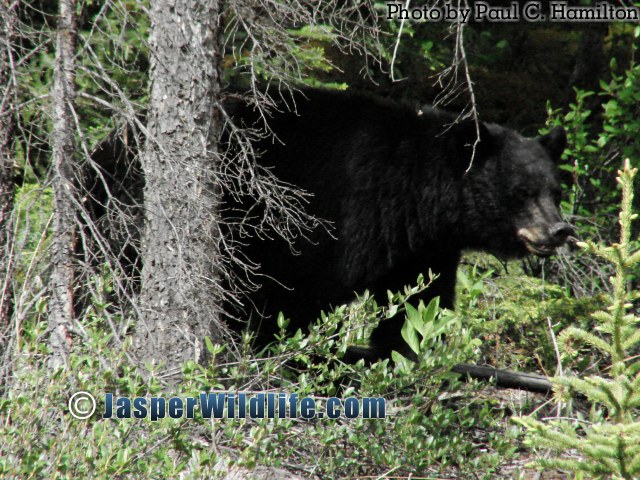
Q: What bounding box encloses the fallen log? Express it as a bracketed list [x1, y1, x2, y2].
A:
[452, 363, 553, 394]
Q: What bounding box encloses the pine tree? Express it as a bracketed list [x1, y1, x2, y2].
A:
[517, 159, 640, 479]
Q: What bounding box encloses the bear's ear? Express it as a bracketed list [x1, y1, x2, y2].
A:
[539, 126, 567, 163]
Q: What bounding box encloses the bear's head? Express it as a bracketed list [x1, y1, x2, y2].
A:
[459, 124, 573, 259]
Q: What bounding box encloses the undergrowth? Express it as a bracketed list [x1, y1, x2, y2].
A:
[1, 275, 518, 479]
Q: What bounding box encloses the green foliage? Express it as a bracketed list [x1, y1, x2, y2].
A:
[75, 0, 150, 146]
[516, 160, 640, 479]
[455, 255, 606, 375]
[14, 183, 52, 260]
[376, 1, 448, 79]
[13, 0, 149, 183]
[0, 275, 518, 479]
[11, 184, 53, 326]
[227, 23, 348, 90]
[546, 47, 640, 245]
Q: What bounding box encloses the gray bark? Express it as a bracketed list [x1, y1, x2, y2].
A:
[134, 0, 226, 371]
[48, 0, 77, 368]
[0, 1, 16, 339]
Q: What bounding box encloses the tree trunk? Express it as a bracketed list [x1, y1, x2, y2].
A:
[134, 0, 225, 371]
[568, 25, 608, 93]
[0, 0, 16, 367]
[48, 0, 77, 369]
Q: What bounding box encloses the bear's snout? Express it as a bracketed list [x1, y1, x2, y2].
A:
[549, 222, 573, 244]
[517, 222, 572, 256]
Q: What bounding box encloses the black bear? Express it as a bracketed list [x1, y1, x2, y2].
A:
[89, 88, 572, 362]
[225, 89, 571, 361]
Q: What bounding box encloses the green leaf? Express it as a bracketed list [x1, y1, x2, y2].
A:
[277, 312, 289, 330]
[204, 336, 216, 355]
[423, 297, 440, 324]
[391, 350, 412, 371]
[401, 318, 421, 355]
[405, 303, 426, 337]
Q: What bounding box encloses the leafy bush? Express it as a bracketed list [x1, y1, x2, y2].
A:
[547, 29, 640, 242]
[0, 273, 520, 479]
[540, 30, 640, 296]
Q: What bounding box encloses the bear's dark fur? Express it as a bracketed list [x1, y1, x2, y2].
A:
[89, 88, 571, 361]
[225, 89, 571, 360]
